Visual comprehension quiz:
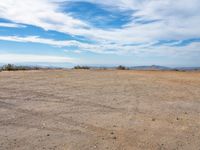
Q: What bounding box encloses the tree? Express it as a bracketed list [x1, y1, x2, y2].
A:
[3, 64, 16, 71]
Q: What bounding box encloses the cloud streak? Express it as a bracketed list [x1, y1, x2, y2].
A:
[0, 0, 200, 62]
[0, 53, 76, 63]
[0, 22, 25, 28]
[0, 35, 199, 58]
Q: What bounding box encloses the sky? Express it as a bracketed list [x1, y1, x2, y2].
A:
[0, 0, 200, 67]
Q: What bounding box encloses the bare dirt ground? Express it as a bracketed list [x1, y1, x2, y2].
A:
[0, 70, 200, 150]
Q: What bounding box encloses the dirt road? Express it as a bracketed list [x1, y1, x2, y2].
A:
[0, 70, 200, 150]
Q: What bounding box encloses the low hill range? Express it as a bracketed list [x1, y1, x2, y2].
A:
[1, 64, 200, 71]
[129, 65, 200, 71]
[92, 65, 200, 71]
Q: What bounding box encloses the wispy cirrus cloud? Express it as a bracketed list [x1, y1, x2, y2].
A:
[0, 35, 199, 58]
[0, 22, 25, 28]
[0, 0, 88, 33]
[0, 53, 77, 63]
[1, 0, 200, 43]
[0, 0, 200, 66]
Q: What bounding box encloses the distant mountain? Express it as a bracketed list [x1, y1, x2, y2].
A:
[1, 63, 200, 71]
[129, 65, 171, 70]
[89, 65, 200, 71]
[175, 67, 200, 71]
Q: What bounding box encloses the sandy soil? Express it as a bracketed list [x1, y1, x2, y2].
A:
[0, 70, 200, 150]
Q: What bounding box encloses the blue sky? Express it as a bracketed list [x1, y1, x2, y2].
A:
[0, 0, 200, 67]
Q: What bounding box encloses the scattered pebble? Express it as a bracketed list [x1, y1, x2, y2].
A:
[152, 118, 156, 121]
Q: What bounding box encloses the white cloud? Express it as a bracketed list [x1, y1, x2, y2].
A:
[0, 35, 102, 53]
[0, 0, 88, 32]
[0, 53, 77, 63]
[0, 22, 25, 28]
[0, 0, 200, 55]
[0, 35, 199, 58]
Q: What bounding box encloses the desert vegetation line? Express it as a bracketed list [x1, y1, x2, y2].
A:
[0, 64, 41, 71]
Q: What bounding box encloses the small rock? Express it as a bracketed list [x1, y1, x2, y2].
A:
[152, 118, 156, 121]
[113, 136, 117, 140]
[110, 132, 114, 135]
[47, 134, 50, 136]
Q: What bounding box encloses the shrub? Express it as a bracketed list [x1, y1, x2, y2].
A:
[2, 64, 16, 71]
[1, 64, 41, 71]
[74, 65, 90, 70]
[116, 65, 128, 70]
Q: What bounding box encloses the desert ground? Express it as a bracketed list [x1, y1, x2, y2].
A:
[0, 70, 200, 150]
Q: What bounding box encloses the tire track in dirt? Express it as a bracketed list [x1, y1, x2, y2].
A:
[0, 99, 118, 138]
[0, 101, 16, 108]
[0, 88, 125, 112]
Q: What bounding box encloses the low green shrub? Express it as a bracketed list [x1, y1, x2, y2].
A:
[1, 64, 41, 71]
[74, 65, 90, 70]
[116, 65, 128, 70]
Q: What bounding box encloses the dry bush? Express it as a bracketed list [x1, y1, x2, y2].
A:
[74, 65, 90, 70]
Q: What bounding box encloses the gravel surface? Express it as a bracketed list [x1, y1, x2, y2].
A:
[0, 70, 200, 150]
